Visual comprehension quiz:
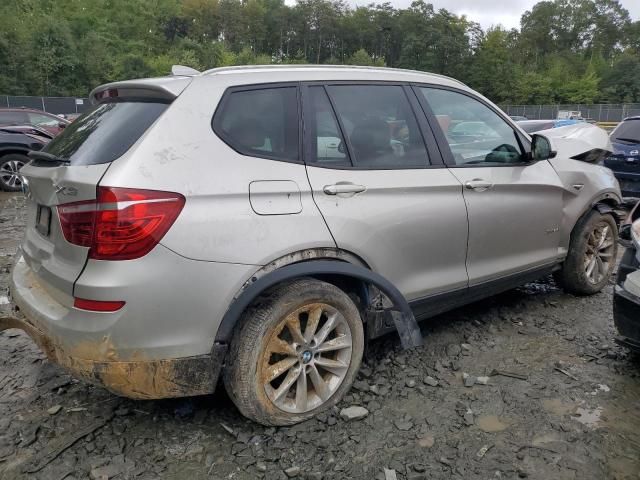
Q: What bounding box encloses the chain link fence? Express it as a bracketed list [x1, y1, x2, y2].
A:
[500, 104, 640, 122]
[1, 95, 90, 115]
[4, 95, 640, 124]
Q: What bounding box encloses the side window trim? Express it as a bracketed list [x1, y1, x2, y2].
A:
[211, 82, 303, 164]
[411, 84, 532, 168]
[301, 84, 353, 167]
[302, 80, 433, 170]
[402, 85, 444, 167]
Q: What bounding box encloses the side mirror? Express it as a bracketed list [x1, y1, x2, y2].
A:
[58, 122, 67, 129]
[531, 134, 557, 161]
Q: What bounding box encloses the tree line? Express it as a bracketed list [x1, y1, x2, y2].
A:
[0, 0, 639, 104]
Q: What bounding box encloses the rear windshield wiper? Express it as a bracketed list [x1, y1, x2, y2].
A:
[613, 137, 640, 144]
[28, 151, 70, 165]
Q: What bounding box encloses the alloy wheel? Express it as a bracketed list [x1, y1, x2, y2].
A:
[583, 221, 615, 284]
[261, 302, 353, 414]
[0, 159, 25, 190]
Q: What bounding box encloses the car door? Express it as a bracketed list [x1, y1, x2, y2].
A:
[302, 83, 469, 301]
[415, 86, 565, 286]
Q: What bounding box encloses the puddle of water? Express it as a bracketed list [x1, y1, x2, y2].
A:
[572, 406, 603, 428]
[477, 415, 509, 433]
[542, 398, 577, 416]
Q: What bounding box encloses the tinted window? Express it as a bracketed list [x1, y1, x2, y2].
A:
[214, 87, 299, 162]
[611, 119, 640, 143]
[0, 111, 28, 125]
[307, 86, 350, 166]
[44, 101, 168, 165]
[325, 85, 428, 168]
[420, 88, 524, 166]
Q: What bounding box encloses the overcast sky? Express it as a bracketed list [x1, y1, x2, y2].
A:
[346, 0, 640, 30]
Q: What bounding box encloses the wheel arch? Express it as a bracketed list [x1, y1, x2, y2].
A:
[0, 147, 30, 158]
[565, 191, 623, 245]
[214, 254, 423, 350]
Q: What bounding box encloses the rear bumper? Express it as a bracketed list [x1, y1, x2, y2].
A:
[613, 247, 640, 352]
[7, 246, 255, 399]
[0, 313, 226, 399]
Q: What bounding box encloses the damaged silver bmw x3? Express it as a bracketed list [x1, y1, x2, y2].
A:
[3, 65, 623, 425]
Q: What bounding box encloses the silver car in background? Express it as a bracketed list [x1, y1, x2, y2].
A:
[3, 65, 622, 425]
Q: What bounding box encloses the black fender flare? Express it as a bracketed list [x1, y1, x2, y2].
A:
[214, 260, 423, 350]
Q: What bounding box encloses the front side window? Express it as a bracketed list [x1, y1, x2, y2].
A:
[325, 85, 429, 168]
[419, 88, 525, 166]
[214, 87, 299, 162]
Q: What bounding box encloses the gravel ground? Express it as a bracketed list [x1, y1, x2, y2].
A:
[1, 191, 639, 480]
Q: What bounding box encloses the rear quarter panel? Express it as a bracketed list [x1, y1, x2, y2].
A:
[98, 76, 335, 265]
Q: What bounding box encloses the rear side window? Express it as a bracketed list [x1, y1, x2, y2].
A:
[44, 100, 169, 165]
[611, 119, 640, 143]
[213, 86, 299, 162]
[325, 85, 429, 169]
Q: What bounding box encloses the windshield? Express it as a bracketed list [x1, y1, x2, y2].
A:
[611, 119, 640, 143]
[44, 100, 169, 165]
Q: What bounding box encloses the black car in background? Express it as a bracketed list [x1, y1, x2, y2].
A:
[605, 117, 640, 198]
[0, 126, 51, 192]
[615, 201, 640, 352]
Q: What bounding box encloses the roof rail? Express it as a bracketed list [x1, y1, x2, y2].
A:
[171, 65, 201, 76]
[201, 64, 466, 86]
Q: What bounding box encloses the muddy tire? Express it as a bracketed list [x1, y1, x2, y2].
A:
[554, 210, 618, 295]
[0, 154, 27, 192]
[223, 278, 364, 426]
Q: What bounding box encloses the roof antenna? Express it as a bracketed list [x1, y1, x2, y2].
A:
[171, 65, 200, 76]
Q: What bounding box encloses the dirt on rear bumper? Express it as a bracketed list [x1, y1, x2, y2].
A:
[0, 314, 226, 400]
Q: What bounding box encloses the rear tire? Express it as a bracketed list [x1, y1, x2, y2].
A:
[554, 210, 618, 295]
[223, 278, 364, 426]
[0, 154, 27, 192]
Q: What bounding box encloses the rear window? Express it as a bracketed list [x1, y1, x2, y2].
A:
[44, 100, 169, 165]
[611, 119, 640, 143]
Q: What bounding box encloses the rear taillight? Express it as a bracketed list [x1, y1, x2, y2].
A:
[58, 187, 185, 260]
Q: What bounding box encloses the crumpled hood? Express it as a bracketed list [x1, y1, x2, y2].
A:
[541, 123, 613, 160]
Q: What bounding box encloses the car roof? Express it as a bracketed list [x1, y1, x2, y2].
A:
[92, 65, 479, 105]
[622, 116, 640, 121]
[202, 64, 467, 88]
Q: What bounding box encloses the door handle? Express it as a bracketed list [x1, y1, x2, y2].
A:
[323, 183, 366, 195]
[464, 179, 494, 192]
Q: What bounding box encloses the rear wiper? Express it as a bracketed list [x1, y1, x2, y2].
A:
[28, 151, 70, 164]
[613, 137, 640, 144]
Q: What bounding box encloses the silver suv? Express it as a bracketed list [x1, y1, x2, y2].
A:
[4, 66, 622, 425]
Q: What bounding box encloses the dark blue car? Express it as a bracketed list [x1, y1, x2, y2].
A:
[605, 117, 640, 198]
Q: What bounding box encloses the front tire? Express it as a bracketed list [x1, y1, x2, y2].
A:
[0, 154, 27, 192]
[224, 278, 364, 426]
[554, 210, 618, 295]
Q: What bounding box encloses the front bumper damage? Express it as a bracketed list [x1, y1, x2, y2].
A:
[0, 313, 227, 399]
